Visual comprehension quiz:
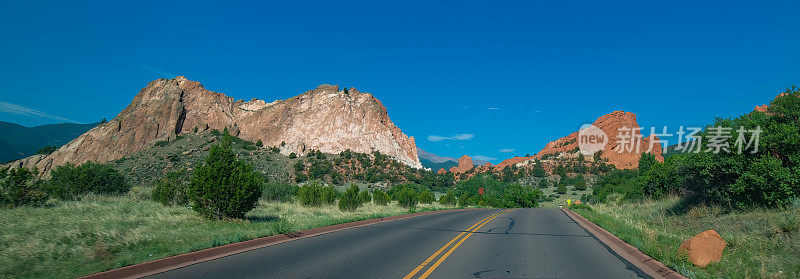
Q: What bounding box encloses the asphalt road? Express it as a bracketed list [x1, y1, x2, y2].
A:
[148, 208, 648, 279]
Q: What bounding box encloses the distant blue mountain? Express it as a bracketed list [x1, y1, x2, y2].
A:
[0, 121, 99, 163]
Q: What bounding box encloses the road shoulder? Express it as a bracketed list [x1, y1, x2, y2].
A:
[561, 207, 688, 279]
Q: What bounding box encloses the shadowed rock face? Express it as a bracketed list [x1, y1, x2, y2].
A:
[8, 76, 421, 175]
[533, 110, 663, 169]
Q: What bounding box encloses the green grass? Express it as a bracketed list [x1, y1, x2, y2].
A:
[0, 195, 456, 279]
[572, 197, 800, 279]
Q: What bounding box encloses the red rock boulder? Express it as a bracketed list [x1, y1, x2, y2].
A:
[679, 230, 726, 267]
[454, 155, 474, 173]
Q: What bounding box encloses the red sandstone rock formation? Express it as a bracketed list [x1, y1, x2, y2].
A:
[679, 230, 726, 268]
[455, 155, 474, 173]
[437, 168, 447, 174]
[9, 76, 422, 175]
[494, 156, 536, 171]
[533, 111, 663, 169]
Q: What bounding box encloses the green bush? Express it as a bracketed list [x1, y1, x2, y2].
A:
[458, 193, 474, 207]
[36, 146, 59, 155]
[395, 187, 419, 209]
[297, 182, 337, 206]
[502, 184, 541, 208]
[322, 185, 338, 204]
[188, 132, 262, 219]
[262, 182, 299, 202]
[372, 189, 390, 205]
[556, 183, 567, 194]
[289, 153, 297, 159]
[151, 170, 189, 206]
[47, 161, 129, 200]
[338, 184, 361, 211]
[537, 179, 549, 188]
[531, 164, 547, 177]
[417, 189, 434, 204]
[0, 168, 48, 207]
[297, 182, 324, 206]
[438, 191, 457, 206]
[574, 174, 587, 190]
[358, 189, 372, 204]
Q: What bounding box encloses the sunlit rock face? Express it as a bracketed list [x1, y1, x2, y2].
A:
[8, 76, 421, 175]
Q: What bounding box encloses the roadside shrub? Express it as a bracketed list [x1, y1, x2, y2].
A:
[322, 185, 338, 204]
[189, 132, 262, 219]
[417, 189, 434, 204]
[395, 187, 419, 209]
[358, 189, 372, 204]
[502, 184, 541, 208]
[151, 170, 189, 206]
[48, 162, 129, 200]
[255, 140, 263, 147]
[297, 182, 324, 206]
[458, 194, 474, 207]
[262, 182, 299, 202]
[289, 153, 297, 159]
[0, 168, 48, 207]
[556, 183, 567, 194]
[372, 189, 390, 205]
[438, 191, 457, 206]
[338, 184, 361, 211]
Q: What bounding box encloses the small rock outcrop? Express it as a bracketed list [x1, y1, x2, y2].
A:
[8, 76, 422, 175]
[679, 230, 726, 268]
[456, 155, 474, 173]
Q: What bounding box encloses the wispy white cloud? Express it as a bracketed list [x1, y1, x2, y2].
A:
[487, 107, 499, 110]
[428, 134, 475, 142]
[532, 110, 541, 114]
[0, 101, 80, 123]
[473, 155, 497, 161]
[499, 148, 515, 153]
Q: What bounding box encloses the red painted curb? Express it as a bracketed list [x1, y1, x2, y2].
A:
[561, 207, 688, 279]
[81, 208, 482, 279]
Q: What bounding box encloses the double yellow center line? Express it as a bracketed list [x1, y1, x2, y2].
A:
[403, 210, 511, 279]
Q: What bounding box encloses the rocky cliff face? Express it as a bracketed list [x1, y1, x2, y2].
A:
[9, 76, 422, 175]
[535, 111, 663, 169]
[494, 156, 536, 171]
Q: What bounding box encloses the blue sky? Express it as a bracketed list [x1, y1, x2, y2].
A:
[1, 1, 798, 163]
